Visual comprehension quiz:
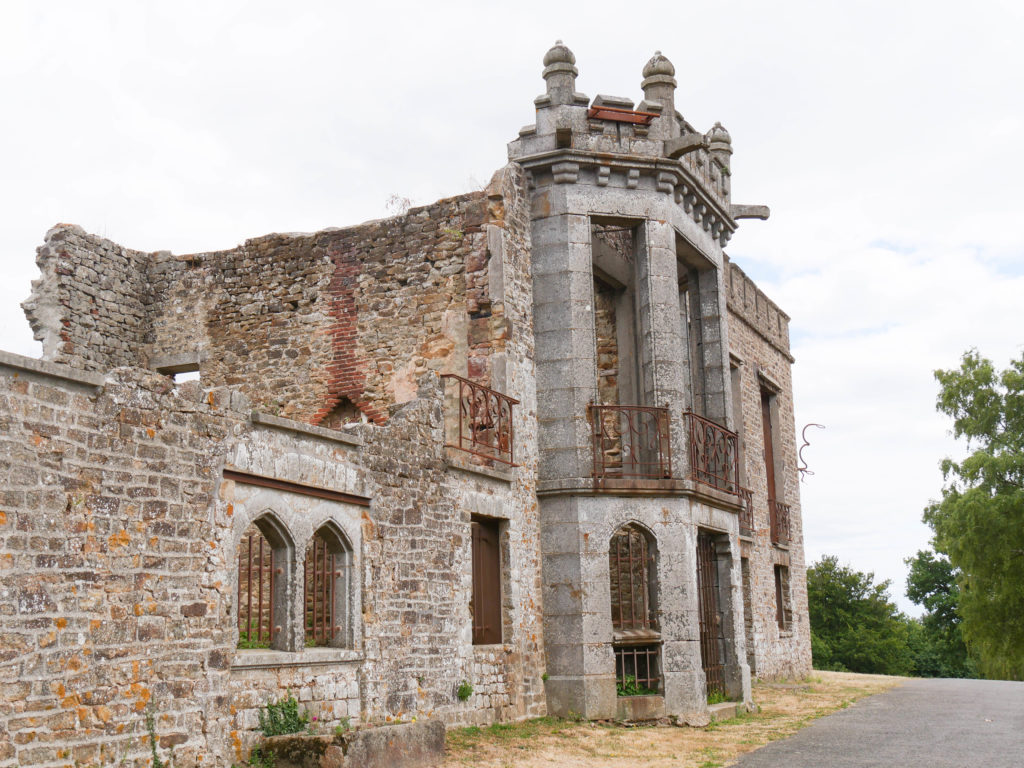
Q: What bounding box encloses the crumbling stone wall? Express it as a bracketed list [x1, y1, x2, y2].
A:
[0, 347, 544, 768]
[724, 257, 812, 679]
[22, 226, 151, 372]
[23, 169, 526, 431]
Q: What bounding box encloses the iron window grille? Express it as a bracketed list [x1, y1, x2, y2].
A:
[238, 523, 275, 648]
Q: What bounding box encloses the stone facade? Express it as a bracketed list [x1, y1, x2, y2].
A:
[1, 44, 810, 768]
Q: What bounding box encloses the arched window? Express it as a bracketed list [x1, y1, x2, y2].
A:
[237, 515, 292, 651]
[609, 523, 661, 696]
[610, 524, 657, 631]
[304, 524, 354, 648]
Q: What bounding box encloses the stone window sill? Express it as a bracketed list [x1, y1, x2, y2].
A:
[778, 630, 794, 639]
[232, 647, 364, 670]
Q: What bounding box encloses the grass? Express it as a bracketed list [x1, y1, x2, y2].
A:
[443, 670, 905, 768]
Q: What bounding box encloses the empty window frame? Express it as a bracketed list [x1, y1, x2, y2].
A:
[304, 525, 353, 648]
[471, 517, 502, 645]
[774, 564, 792, 631]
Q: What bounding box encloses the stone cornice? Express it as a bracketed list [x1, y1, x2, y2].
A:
[515, 148, 737, 246]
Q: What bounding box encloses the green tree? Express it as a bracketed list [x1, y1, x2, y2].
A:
[904, 548, 976, 678]
[807, 555, 913, 675]
[926, 350, 1024, 680]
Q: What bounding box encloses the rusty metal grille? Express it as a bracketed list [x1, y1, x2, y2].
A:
[304, 534, 335, 647]
[238, 523, 274, 648]
[614, 645, 661, 694]
[590, 404, 672, 483]
[696, 532, 725, 696]
[738, 487, 754, 537]
[610, 526, 656, 631]
[770, 499, 792, 546]
[441, 374, 519, 465]
[685, 411, 739, 494]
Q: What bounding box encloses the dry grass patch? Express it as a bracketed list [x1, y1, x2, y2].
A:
[443, 671, 904, 768]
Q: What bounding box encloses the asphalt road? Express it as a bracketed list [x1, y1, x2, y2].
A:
[732, 678, 1024, 768]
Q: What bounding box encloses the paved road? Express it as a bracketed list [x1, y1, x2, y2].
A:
[732, 678, 1024, 768]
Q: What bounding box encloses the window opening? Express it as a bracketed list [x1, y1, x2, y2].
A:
[775, 565, 792, 631]
[614, 645, 661, 696]
[610, 524, 662, 695]
[696, 531, 726, 696]
[471, 517, 502, 645]
[610, 525, 656, 631]
[741, 557, 756, 673]
[304, 532, 335, 647]
[238, 522, 274, 648]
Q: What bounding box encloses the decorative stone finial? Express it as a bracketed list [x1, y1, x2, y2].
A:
[542, 40, 580, 106]
[707, 122, 732, 147]
[642, 51, 675, 79]
[543, 40, 576, 67]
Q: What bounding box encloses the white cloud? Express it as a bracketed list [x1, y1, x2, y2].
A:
[2, 0, 1023, 612]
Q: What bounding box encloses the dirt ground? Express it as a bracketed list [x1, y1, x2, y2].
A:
[443, 671, 905, 768]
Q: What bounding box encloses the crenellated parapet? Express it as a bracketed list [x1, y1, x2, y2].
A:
[724, 255, 792, 360]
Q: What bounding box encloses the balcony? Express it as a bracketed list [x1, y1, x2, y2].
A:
[770, 499, 792, 546]
[684, 411, 740, 495]
[589, 404, 672, 486]
[441, 374, 519, 466]
[738, 487, 754, 538]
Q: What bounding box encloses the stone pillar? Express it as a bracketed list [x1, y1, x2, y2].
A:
[707, 122, 733, 205]
[641, 51, 679, 140]
[532, 206, 597, 487]
[542, 40, 580, 107]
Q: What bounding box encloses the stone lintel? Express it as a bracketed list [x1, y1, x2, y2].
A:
[0, 349, 104, 389]
[251, 410, 363, 447]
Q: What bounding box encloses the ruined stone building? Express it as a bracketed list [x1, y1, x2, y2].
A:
[0, 44, 811, 767]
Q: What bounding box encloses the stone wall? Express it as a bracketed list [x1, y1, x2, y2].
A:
[22, 226, 151, 372]
[23, 167, 527, 431]
[0, 346, 544, 768]
[724, 258, 812, 680]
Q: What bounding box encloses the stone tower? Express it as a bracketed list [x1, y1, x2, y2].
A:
[509, 43, 776, 719]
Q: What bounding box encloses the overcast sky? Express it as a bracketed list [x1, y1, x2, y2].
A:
[3, 1, 1023, 613]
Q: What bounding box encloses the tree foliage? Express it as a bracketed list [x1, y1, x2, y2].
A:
[904, 549, 976, 678]
[926, 350, 1024, 680]
[807, 555, 913, 675]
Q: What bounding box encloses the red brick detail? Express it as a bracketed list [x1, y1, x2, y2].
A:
[311, 243, 387, 426]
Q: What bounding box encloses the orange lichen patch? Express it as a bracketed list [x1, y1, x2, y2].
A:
[226, 503, 234, 517]
[94, 705, 112, 724]
[230, 730, 242, 761]
[39, 631, 58, 648]
[134, 603, 143, 616]
[62, 695, 80, 709]
[146, 428, 155, 438]
[90, 619, 102, 631]
[108, 529, 131, 549]
[0, 510, 7, 525]
[129, 683, 151, 707]
[67, 655, 84, 672]
[55, 617, 68, 630]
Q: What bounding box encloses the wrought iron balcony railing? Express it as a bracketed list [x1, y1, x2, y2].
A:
[770, 499, 792, 546]
[589, 404, 672, 484]
[738, 487, 754, 538]
[441, 374, 519, 465]
[684, 411, 740, 495]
